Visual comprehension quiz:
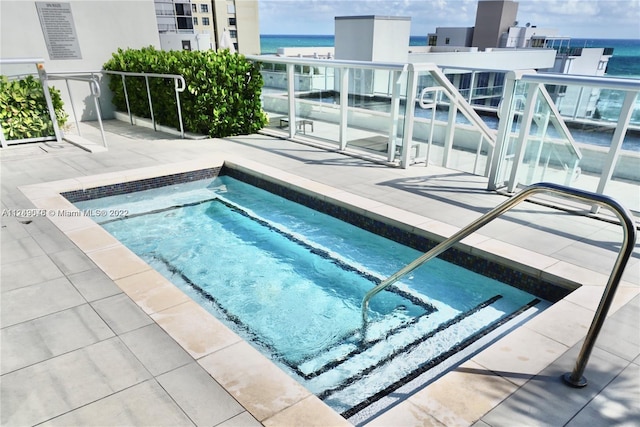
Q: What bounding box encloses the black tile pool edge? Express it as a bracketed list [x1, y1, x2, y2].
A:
[62, 165, 571, 303]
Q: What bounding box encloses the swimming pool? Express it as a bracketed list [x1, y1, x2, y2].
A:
[68, 167, 554, 420]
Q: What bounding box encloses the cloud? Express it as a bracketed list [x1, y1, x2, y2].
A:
[259, 0, 640, 38]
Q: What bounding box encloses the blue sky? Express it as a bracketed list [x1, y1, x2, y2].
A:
[259, 0, 640, 39]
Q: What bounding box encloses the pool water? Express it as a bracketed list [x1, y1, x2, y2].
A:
[75, 175, 544, 418]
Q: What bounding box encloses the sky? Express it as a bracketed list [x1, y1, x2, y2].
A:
[259, 0, 640, 39]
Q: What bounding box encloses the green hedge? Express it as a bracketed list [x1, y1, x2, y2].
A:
[0, 75, 68, 140]
[103, 47, 268, 138]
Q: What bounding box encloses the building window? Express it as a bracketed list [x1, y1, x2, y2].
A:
[202, 17, 210, 26]
[191, 4, 196, 13]
[428, 35, 437, 46]
[201, 4, 208, 13]
[445, 37, 450, 45]
[177, 16, 193, 29]
[193, 17, 198, 25]
[229, 30, 237, 38]
[175, 3, 191, 16]
[229, 17, 236, 26]
[227, 2, 235, 14]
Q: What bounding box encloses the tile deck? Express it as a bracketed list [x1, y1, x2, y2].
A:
[1, 120, 638, 426]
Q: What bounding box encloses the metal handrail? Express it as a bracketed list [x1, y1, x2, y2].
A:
[101, 70, 187, 138]
[361, 182, 636, 388]
[47, 73, 107, 148]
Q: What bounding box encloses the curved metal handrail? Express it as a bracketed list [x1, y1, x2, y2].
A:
[361, 182, 636, 387]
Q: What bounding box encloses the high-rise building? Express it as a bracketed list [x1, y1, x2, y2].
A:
[155, 0, 260, 54]
[471, 0, 519, 49]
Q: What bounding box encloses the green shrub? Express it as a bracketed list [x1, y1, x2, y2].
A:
[0, 75, 68, 140]
[103, 47, 268, 138]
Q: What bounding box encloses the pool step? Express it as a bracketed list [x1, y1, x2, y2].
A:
[300, 296, 540, 417]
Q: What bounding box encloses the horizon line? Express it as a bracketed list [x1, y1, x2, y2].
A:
[259, 34, 639, 41]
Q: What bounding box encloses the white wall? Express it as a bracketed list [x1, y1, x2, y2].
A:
[1, 0, 161, 120]
[159, 33, 211, 51]
[335, 17, 374, 61]
[431, 27, 474, 47]
[370, 17, 410, 62]
[335, 16, 411, 63]
[409, 49, 556, 71]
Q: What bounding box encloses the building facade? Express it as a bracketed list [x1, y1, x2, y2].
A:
[154, 0, 260, 54]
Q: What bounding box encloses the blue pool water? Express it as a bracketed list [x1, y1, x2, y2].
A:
[75, 174, 545, 419]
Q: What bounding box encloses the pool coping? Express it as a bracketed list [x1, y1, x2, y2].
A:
[18, 156, 639, 426]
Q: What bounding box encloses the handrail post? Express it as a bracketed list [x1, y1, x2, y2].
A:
[122, 75, 133, 125]
[37, 63, 63, 143]
[562, 193, 636, 387]
[174, 77, 185, 138]
[90, 75, 108, 148]
[65, 79, 81, 136]
[339, 67, 349, 150]
[144, 75, 156, 131]
[387, 70, 401, 161]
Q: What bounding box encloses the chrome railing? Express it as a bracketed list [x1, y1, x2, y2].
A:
[361, 182, 637, 387]
[102, 70, 187, 139]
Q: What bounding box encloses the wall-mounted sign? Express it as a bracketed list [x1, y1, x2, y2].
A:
[36, 2, 82, 60]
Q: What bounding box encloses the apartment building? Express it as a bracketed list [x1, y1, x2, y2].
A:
[156, 0, 260, 54]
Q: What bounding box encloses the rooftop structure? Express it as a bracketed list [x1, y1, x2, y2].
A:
[472, 0, 520, 49]
[334, 15, 411, 62]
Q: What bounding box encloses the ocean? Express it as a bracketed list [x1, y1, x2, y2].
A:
[260, 35, 640, 78]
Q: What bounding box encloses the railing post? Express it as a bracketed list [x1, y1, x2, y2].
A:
[339, 67, 349, 150]
[400, 65, 418, 169]
[65, 79, 81, 137]
[90, 76, 108, 148]
[37, 63, 63, 143]
[387, 70, 401, 162]
[489, 71, 525, 190]
[286, 63, 296, 139]
[442, 102, 457, 168]
[122, 75, 133, 125]
[174, 77, 185, 138]
[144, 75, 156, 132]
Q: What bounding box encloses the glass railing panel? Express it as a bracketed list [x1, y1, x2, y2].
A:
[514, 84, 583, 189]
[494, 80, 528, 185]
[410, 68, 496, 174]
[342, 68, 392, 155]
[542, 80, 639, 213]
[611, 100, 640, 213]
[260, 62, 290, 133]
[410, 71, 447, 166]
[292, 64, 337, 141]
